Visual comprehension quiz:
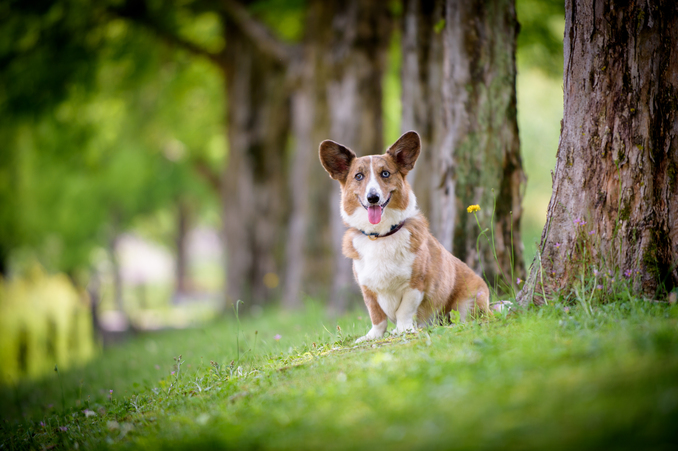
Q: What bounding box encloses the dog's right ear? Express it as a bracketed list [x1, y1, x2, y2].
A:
[319, 140, 356, 183]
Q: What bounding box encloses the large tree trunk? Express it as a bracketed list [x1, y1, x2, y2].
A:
[401, 0, 444, 220]
[518, 0, 678, 305]
[221, 26, 290, 308]
[426, 0, 525, 293]
[403, 0, 525, 291]
[322, 0, 392, 312]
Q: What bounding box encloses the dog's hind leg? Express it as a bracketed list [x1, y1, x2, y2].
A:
[457, 286, 490, 322]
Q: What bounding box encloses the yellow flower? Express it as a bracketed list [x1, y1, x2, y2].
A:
[467, 205, 481, 213]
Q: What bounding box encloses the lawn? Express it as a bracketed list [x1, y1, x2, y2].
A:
[2, 299, 678, 450]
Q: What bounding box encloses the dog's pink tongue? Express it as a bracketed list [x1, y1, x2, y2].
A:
[368, 205, 382, 224]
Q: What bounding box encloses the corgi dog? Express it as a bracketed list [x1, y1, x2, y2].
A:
[319, 131, 490, 342]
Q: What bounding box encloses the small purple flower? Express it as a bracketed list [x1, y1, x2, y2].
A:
[624, 269, 632, 278]
[40, 422, 45, 427]
[573, 218, 581, 225]
[596, 285, 603, 290]
[109, 390, 113, 394]
[516, 278, 523, 285]
[589, 230, 595, 235]
[274, 334, 282, 341]
[59, 426, 68, 432]
[593, 268, 599, 276]
[581, 220, 587, 226]
[171, 371, 176, 375]
[555, 242, 562, 249]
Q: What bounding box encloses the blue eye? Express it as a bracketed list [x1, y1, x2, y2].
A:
[381, 171, 390, 178]
[355, 173, 364, 181]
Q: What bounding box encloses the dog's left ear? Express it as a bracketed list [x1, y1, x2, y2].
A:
[387, 131, 421, 175]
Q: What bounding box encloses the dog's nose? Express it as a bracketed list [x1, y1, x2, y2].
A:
[367, 190, 380, 205]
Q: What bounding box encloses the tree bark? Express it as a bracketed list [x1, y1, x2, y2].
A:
[401, 0, 445, 220]
[321, 0, 392, 312]
[426, 0, 525, 292]
[518, 0, 678, 305]
[221, 25, 290, 308]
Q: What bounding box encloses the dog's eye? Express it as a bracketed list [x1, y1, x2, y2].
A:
[355, 173, 364, 181]
[381, 171, 390, 178]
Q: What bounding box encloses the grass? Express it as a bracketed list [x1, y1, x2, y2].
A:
[2, 297, 678, 450]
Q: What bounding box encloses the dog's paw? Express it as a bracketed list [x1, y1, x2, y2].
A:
[355, 330, 384, 343]
[393, 324, 418, 336]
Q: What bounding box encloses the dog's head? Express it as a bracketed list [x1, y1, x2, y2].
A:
[319, 131, 421, 233]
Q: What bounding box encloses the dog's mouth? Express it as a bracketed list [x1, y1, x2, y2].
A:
[358, 193, 392, 225]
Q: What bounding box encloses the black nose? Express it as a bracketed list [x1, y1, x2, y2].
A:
[367, 192, 380, 204]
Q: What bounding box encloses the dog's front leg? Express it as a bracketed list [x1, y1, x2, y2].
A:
[356, 286, 388, 343]
[393, 288, 424, 335]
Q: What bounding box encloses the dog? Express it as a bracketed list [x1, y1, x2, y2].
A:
[319, 131, 490, 342]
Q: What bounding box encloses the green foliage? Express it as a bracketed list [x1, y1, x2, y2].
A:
[248, 0, 307, 42]
[0, 268, 95, 385]
[516, 0, 564, 77]
[2, 298, 677, 449]
[0, 0, 105, 118]
[0, 9, 224, 276]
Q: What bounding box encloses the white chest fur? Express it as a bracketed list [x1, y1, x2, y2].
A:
[352, 230, 416, 321]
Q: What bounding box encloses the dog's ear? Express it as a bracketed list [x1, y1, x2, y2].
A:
[319, 140, 356, 183]
[386, 131, 421, 175]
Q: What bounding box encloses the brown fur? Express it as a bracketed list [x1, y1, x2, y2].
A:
[379, 213, 490, 325]
[361, 285, 387, 326]
[339, 154, 410, 215]
[342, 228, 361, 260]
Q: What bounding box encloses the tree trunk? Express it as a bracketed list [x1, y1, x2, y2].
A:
[282, 0, 331, 309]
[426, 0, 525, 293]
[401, 0, 444, 220]
[216, 1, 391, 312]
[518, 0, 678, 305]
[322, 0, 392, 312]
[221, 26, 290, 308]
[174, 198, 189, 299]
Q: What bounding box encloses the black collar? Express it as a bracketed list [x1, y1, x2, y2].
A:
[359, 220, 407, 240]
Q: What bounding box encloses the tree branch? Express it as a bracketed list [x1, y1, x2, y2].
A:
[108, 1, 224, 66]
[221, 0, 295, 64]
[192, 159, 221, 194]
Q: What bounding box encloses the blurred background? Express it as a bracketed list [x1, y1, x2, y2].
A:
[0, 0, 563, 384]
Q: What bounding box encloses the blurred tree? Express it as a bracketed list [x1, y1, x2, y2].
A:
[222, 0, 392, 311]
[400, 0, 526, 293]
[0, 0, 303, 309]
[220, 23, 290, 307]
[518, 0, 678, 304]
[400, 0, 443, 220]
[0, 2, 223, 296]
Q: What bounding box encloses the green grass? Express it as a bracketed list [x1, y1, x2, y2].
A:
[2, 299, 678, 450]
